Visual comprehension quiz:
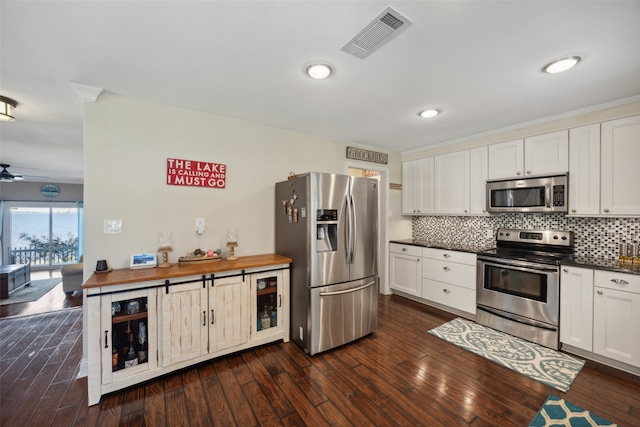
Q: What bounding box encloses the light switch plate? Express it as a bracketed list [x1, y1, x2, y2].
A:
[104, 219, 122, 234]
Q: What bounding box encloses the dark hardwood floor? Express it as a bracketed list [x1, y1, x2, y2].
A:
[1, 295, 639, 426]
[0, 270, 83, 319]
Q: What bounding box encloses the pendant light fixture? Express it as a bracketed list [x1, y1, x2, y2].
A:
[0, 96, 17, 122]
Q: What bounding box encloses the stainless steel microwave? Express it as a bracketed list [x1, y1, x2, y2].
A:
[486, 173, 568, 213]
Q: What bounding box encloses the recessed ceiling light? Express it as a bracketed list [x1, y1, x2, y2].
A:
[305, 63, 333, 80]
[418, 109, 440, 119]
[542, 56, 582, 74]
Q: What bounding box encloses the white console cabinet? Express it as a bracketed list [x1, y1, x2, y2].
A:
[84, 254, 291, 406]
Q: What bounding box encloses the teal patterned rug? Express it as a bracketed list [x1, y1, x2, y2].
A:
[529, 394, 617, 426]
[428, 317, 584, 392]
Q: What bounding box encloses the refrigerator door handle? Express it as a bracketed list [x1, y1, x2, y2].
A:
[345, 194, 353, 264]
[319, 280, 375, 296]
[350, 194, 357, 264]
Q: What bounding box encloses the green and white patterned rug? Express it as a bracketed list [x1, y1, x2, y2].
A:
[428, 317, 585, 392]
[529, 394, 617, 426]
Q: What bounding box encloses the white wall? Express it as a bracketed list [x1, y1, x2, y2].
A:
[83, 93, 408, 277]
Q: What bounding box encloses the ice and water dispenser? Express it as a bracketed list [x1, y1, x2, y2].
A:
[316, 209, 338, 252]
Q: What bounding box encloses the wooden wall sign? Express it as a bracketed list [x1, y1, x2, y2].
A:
[346, 147, 388, 165]
[167, 158, 227, 188]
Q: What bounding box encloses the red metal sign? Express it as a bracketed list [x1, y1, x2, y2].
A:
[166, 158, 227, 188]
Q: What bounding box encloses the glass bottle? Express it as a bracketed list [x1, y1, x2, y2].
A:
[270, 295, 277, 327]
[124, 321, 138, 368]
[260, 305, 271, 330]
[137, 321, 147, 363]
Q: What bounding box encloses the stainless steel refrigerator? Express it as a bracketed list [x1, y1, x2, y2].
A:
[275, 172, 378, 355]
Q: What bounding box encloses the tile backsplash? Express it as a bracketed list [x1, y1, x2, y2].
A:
[413, 214, 640, 260]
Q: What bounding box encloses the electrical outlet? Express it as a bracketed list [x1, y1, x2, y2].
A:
[104, 219, 122, 234]
[196, 218, 205, 234]
[486, 228, 494, 239]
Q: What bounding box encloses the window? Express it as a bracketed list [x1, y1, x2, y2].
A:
[3, 202, 82, 268]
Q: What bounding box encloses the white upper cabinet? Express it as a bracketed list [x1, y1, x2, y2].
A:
[488, 139, 524, 179]
[568, 124, 601, 215]
[469, 146, 489, 215]
[524, 130, 568, 176]
[434, 151, 470, 214]
[402, 157, 434, 215]
[488, 131, 568, 180]
[600, 115, 640, 216]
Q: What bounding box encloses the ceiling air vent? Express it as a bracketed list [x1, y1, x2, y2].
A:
[341, 7, 412, 59]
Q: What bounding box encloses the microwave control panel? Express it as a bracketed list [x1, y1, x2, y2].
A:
[552, 185, 565, 207]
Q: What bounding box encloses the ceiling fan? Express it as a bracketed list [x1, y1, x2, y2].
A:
[0, 164, 24, 182]
[0, 164, 51, 182]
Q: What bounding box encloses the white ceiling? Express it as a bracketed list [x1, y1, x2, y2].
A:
[1, 1, 639, 184]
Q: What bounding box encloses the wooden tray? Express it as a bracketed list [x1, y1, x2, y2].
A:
[178, 256, 221, 264]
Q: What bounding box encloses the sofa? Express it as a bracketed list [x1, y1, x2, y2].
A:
[61, 256, 83, 296]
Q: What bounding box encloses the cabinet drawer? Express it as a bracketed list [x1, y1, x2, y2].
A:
[422, 278, 476, 314]
[422, 258, 476, 290]
[390, 243, 422, 257]
[594, 270, 640, 294]
[422, 248, 476, 266]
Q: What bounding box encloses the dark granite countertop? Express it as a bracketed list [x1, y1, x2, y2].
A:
[561, 256, 640, 275]
[390, 239, 640, 275]
[390, 239, 493, 255]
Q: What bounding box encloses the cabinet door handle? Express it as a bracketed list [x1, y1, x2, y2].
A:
[203, 311, 206, 326]
[443, 254, 451, 258]
[278, 295, 282, 308]
[402, 248, 407, 252]
[604, 208, 610, 213]
[597, 290, 603, 295]
[211, 309, 215, 325]
[516, 171, 522, 175]
[104, 330, 109, 349]
[442, 289, 450, 294]
[571, 209, 576, 213]
[526, 170, 531, 175]
[610, 278, 629, 285]
[443, 266, 451, 271]
[563, 268, 568, 272]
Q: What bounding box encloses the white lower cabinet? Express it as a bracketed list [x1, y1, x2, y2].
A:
[421, 248, 476, 316]
[160, 275, 209, 366]
[560, 266, 593, 351]
[99, 287, 159, 385]
[389, 243, 421, 297]
[593, 270, 640, 368]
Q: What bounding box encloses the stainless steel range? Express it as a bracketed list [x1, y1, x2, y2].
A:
[476, 228, 574, 350]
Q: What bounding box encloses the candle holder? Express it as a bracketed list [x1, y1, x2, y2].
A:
[157, 231, 174, 268]
[226, 228, 239, 261]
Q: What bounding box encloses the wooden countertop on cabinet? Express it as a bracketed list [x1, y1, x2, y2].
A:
[82, 254, 292, 288]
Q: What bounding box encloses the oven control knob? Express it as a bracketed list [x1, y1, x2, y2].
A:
[505, 232, 510, 237]
[561, 236, 567, 240]
[553, 235, 559, 239]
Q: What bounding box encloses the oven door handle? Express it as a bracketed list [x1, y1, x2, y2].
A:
[478, 259, 558, 274]
[477, 305, 557, 332]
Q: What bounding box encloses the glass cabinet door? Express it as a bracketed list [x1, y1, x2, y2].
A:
[101, 287, 157, 384]
[251, 271, 283, 337]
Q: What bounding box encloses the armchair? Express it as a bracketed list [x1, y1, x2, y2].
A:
[61, 256, 84, 296]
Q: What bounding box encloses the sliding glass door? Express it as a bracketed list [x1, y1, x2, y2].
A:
[4, 202, 82, 268]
